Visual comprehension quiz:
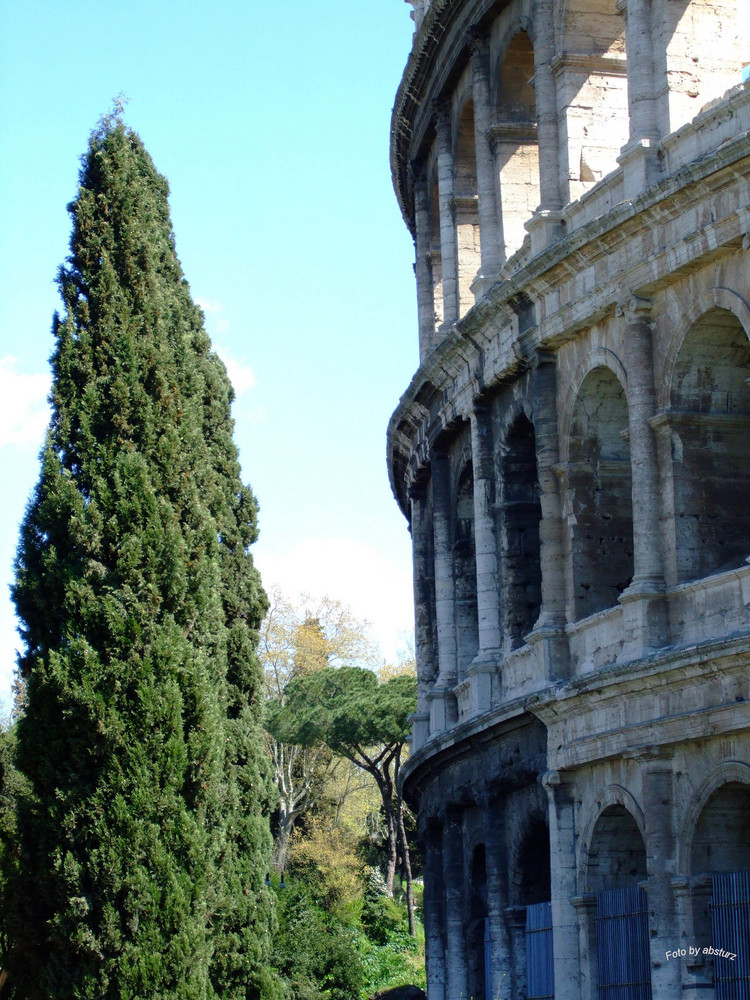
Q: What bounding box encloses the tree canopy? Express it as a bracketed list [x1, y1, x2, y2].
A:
[267, 665, 416, 915]
[3, 115, 276, 999]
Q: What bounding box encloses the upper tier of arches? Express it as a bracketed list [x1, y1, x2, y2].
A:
[397, 0, 744, 359]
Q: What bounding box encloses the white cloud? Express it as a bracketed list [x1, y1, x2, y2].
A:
[195, 296, 230, 335]
[215, 345, 258, 397]
[254, 537, 415, 665]
[0, 356, 50, 449]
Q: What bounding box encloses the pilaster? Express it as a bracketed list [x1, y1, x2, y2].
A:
[618, 294, 667, 658]
[469, 30, 502, 292]
[435, 102, 459, 326]
[543, 770, 583, 1000]
[527, 352, 570, 680]
[431, 450, 457, 731]
[423, 823, 447, 1000]
[444, 808, 469, 999]
[411, 163, 437, 360]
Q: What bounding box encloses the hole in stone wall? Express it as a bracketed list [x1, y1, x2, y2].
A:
[494, 31, 540, 260]
[689, 781, 750, 947]
[587, 804, 647, 893]
[569, 366, 633, 620]
[454, 100, 480, 316]
[670, 309, 750, 583]
[501, 414, 542, 648]
[517, 814, 552, 905]
[454, 461, 478, 676]
[690, 782, 750, 876]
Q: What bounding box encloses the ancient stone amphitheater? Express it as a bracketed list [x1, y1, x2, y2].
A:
[387, 1, 750, 997]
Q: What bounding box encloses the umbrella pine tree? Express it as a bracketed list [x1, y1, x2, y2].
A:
[5, 115, 275, 999]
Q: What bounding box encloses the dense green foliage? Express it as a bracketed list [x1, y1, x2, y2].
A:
[269, 867, 424, 1000]
[267, 666, 417, 901]
[3, 117, 275, 998]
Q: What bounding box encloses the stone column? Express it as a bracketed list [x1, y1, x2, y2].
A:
[430, 450, 457, 732]
[528, 352, 570, 680]
[485, 795, 513, 1000]
[422, 823, 447, 1000]
[543, 770, 583, 1000]
[444, 808, 469, 999]
[618, 294, 667, 657]
[469, 31, 503, 293]
[571, 894, 598, 1000]
[504, 907, 528, 997]
[468, 403, 501, 712]
[434, 103, 460, 326]
[412, 162, 437, 360]
[639, 754, 682, 998]
[409, 484, 435, 749]
[526, 0, 564, 254]
[617, 0, 661, 196]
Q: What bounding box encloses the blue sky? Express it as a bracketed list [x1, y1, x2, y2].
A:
[1, 4, 747, 714]
[0, 1, 421, 712]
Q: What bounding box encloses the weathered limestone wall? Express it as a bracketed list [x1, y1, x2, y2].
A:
[388, 0, 750, 997]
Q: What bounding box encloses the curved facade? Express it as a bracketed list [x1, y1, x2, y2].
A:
[389, 2, 750, 998]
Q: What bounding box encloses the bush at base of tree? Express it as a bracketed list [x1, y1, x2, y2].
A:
[268, 859, 426, 1000]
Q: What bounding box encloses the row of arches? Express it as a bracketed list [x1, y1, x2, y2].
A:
[425, 304, 750, 679]
[410, 0, 743, 350]
[430, 777, 750, 1000]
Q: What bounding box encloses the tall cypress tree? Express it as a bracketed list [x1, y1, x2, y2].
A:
[5, 114, 276, 999]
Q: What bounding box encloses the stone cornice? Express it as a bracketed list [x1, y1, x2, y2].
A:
[386, 104, 750, 516]
[526, 631, 750, 769]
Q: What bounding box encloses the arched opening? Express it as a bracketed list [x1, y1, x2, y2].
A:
[568, 366, 633, 620]
[588, 805, 651, 998]
[689, 782, 750, 993]
[588, 805, 647, 892]
[454, 100, 481, 316]
[454, 462, 478, 677]
[669, 309, 750, 584]
[516, 815, 553, 1000]
[557, 0, 629, 202]
[492, 30, 539, 260]
[500, 414, 542, 648]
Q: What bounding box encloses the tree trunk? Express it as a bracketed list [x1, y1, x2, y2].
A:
[397, 798, 416, 935]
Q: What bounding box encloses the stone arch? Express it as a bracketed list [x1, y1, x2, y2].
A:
[492, 28, 540, 260]
[683, 766, 750, 950]
[579, 784, 647, 889]
[567, 363, 633, 620]
[453, 460, 478, 677]
[679, 762, 750, 875]
[658, 287, 750, 412]
[560, 347, 628, 460]
[555, 0, 628, 201]
[498, 411, 542, 648]
[667, 305, 750, 583]
[453, 97, 481, 316]
[582, 793, 648, 894]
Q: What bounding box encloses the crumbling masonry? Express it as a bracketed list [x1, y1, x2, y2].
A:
[387, 1, 750, 997]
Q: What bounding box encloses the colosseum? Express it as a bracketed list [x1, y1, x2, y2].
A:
[387, 1, 750, 998]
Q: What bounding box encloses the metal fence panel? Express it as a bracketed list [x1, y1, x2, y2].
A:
[485, 917, 492, 1000]
[526, 900, 555, 1000]
[712, 871, 750, 1000]
[595, 886, 652, 1000]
